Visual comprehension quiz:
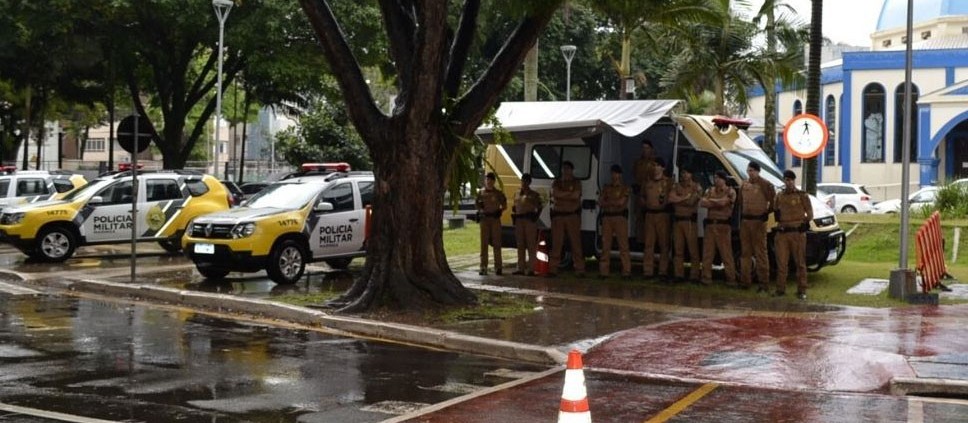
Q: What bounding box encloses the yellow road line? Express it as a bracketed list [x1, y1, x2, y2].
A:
[644, 382, 719, 423]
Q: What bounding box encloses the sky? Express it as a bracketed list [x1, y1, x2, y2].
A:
[748, 0, 884, 47]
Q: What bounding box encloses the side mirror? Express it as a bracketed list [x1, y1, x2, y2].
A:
[89, 196, 104, 205]
[314, 202, 334, 212]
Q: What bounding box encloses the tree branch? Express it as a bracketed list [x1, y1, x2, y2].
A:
[402, 1, 450, 126]
[444, 0, 481, 99]
[451, 4, 560, 137]
[123, 70, 160, 145]
[377, 0, 415, 101]
[298, 0, 383, 140]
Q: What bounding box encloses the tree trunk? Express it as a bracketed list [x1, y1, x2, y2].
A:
[331, 129, 476, 312]
[803, 0, 822, 194]
[524, 42, 538, 101]
[618, 30, 632, 99]
[762, 5, 778, 161]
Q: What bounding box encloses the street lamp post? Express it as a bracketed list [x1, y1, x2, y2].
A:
[560, 45, 577, 101]
[212, 0, 233, 174]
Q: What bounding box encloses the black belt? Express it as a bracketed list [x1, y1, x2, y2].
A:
[551, 209, 580, 218]
[480, 211, 502, 218]
[673, 214, 697, 222]
[602, 210, 628, 217]
[644, 208, 669, 214]
[705, 218, 731, 225]
[512, 212, 539, 222]
[742, 213, 769, 221]
[775, 224, 808, 233]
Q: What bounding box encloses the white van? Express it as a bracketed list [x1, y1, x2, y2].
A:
[479, 101, 845, 271]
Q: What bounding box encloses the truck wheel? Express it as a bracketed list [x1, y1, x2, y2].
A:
[325, 258, 353, 270]
[158, 240, 182, 253]
[36, 226, 76, 262]
[267, 239, 306, 285]
[197, 265, 230, 280]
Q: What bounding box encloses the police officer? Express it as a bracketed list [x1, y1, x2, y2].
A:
[668, 168, 701, 282]
[512, 173, 543, 276]
[640, 157, 672, 279]
[774, 170, 813, 300]
[633, 140, 656, 245]
[549, 161, 585, 277]
[476, 172, 507, 276]
[739, 162, 776, 290]
[700, 171, 737, 286]
[598, 164, 631, 278]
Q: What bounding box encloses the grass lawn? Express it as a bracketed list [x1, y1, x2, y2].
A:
[444, 219, 968, 308]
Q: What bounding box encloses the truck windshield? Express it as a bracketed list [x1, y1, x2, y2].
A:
[723, 149, 784, 187]
[245, 182, 323, 209]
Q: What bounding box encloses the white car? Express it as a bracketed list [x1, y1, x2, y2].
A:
[871, 186, 938, 214]
[817, 182, 874, 213]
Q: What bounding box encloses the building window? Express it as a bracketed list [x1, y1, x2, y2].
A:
[921, 30, 931, 40]
[824, 95, 836, 166]
[792, 100, 803, 167]
[901, 36, 908, 44]
[862, 84, 885, 163]
[883, 39, 893, 47]
[894, 83, 919, 163]
[85, 138, 106, 152]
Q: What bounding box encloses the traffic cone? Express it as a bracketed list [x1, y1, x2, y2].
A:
[558, 349, 591, 423]
[534, 232, 550, 276]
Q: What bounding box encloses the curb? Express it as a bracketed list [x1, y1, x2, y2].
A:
[1, 270, 566, 366]
[891, 377, 968, 397]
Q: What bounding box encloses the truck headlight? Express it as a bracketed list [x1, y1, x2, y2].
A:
[184, 219, 196, 237]
[0, 212, 25, 225]
[230, 222, 256, 239]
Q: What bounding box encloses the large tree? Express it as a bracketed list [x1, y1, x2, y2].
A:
[298, 0, 561, 311]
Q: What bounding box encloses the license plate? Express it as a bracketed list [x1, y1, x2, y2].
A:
[194, 243, 215, 254]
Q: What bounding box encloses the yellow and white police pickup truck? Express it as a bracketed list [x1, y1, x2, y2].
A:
[0, 170, 229, 261]
[0, 169, 87, 211]
[183, 171, 374, 284]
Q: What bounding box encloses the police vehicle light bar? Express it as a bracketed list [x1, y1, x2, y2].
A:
[0, 165, 16, 174]
[118, 163, 145, 171]
[712, 116, 752, 130]
[301, 162, 351, 172]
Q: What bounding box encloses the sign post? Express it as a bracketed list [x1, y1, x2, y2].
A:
[116, 113, 152, 283]
[783, 114, 829, 190]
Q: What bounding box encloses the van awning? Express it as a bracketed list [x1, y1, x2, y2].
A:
[476, 100, 682, 143]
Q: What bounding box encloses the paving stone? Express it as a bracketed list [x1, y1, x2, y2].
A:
[846, 278, 889, 295]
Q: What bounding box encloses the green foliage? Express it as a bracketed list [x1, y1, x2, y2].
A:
[275, 100, 371, 170]
[933, 182, 968, 219]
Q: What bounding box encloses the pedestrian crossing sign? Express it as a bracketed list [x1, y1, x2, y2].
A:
[783, 114, 828, 159]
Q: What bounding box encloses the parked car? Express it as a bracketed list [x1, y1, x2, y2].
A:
[221, 180, 244, 206]
[817, 182, 874, 213]
[871, 186, 938, 214]
[0, 169, 87, 211]
[0, 171, 230, 261]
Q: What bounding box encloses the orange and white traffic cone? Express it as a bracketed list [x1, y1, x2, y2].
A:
[534, 232, 550, 276]
[558, 349, 591, 423]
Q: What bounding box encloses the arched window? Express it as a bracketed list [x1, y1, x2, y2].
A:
[894, 83, 919, 163]
[824, 95, 836, 166]
[862, 84, 885, 163]
[792, 100, 804, 167]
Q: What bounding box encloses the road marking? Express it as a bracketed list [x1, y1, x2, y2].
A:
[907, 397, 924, 423]
[0, 281, 40, 296]
[644, 382, 718, 423]
[0, 402, 121, 423]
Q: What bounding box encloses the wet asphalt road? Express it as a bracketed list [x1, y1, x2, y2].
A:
[0, 293, 545, 423]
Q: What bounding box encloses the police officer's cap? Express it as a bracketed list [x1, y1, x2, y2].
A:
[654, 157, 666, 168]
[714, 170, 728, 181]
[642, 140, 653, 147]
[485, 172, 496, 180]
[748, 162, 761, 172]
[521, 173, 532, 182]
[610, 164, 622, 174]
[562, 161, 574, 170]
[783, 170, 796, 180]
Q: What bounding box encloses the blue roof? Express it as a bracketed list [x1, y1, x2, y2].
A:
[877, 0, 968, 31]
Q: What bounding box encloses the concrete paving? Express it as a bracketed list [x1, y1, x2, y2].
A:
[2, 246, 968, 421]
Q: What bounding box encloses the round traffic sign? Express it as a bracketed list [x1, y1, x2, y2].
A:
[117, 115, 153, 154]
[783, 114, 828, 159]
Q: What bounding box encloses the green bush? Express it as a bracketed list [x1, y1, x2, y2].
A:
[933, 182, 968, 219]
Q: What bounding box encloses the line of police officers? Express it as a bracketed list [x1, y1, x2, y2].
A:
[476, 140, 814, 300]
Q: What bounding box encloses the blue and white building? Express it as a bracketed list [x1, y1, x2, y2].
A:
[746, 0, 968, 200]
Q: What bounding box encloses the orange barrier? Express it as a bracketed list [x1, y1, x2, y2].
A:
[364, 205, 373, 242]
[915, 211, 946, 293]
[558, 349, 591, 423]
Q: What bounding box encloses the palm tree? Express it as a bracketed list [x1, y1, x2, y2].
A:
[753, 0, 807, 161]
[803, 0, 822, 194]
